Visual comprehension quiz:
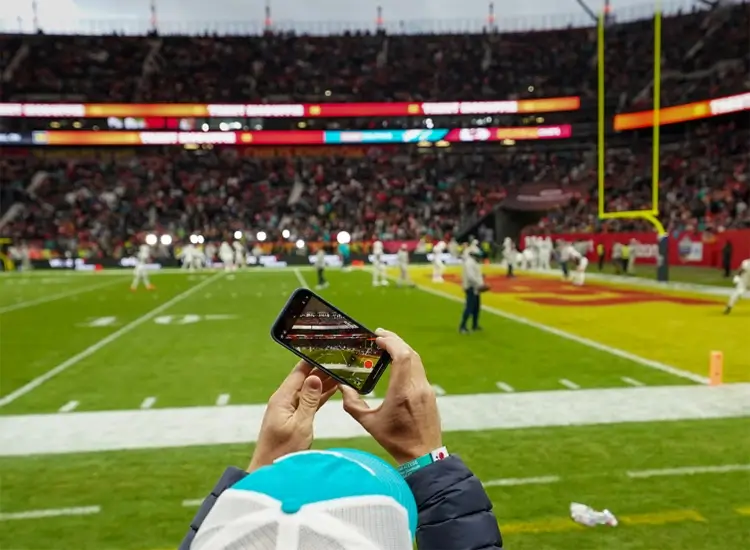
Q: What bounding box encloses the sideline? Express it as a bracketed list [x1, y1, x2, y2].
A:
[1, 383, 747, 456]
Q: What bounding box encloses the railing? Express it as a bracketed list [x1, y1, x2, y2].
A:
[0, 0, 719, 36]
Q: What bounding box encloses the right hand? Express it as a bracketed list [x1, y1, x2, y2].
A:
[339, 329, 442, 464]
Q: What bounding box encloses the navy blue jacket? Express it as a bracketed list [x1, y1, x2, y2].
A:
[180, 455, 503, 550]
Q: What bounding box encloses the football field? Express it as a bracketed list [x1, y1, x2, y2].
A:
[0, 266, 748, 550]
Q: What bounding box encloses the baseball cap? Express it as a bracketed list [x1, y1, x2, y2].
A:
[190, 448, 417, 550]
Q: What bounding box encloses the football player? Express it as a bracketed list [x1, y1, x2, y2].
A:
[432, 240, 446, 283]
[219, 241, 234, 271]
[725, 258, 749, 315]
[371, 239, 388, 287]
[131, 240, 155, 291]
[566, 244, 589, 286]
[397, 244, 415, 287]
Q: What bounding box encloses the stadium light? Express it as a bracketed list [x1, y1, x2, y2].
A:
[189, 234, 198, 244]
[296, 239, 305, 249]
[282, 229, 291, 239]
[234, 230, 243, 240]
[256, 231, 267, 242]
[145, 233, 158, 246]
[197, 235, 205, 244]
[160, 234, 173, 246]
[336, 231, 352, 245]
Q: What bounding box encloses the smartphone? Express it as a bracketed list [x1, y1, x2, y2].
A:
[271, 288, 390, 395]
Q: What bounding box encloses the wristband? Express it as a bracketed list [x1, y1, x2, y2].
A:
[397, 447, 449, 478]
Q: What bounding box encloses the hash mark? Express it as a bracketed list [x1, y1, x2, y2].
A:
[59, 400, 79, 413]
[216, 394, 230, 406]
[559, 379, 580, 390]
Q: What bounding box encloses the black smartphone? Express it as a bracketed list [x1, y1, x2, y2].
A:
[271, 288, 391, 395]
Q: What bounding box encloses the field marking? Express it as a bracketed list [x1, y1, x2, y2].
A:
[2, 383, 748, 456]
[431, 384, 447, 396]
[140, 397, 156, 410]
[484, 475, 560, 487]
[216, 394, 230, 406]
[626, 464, 750, 479]
[620, 509, 706, 525]
[496, 381, 515, 392]
[58, 400, 79, 413]
[409, 280, 711, 385]
[559, 379, 580, 390]
[0, 505, 101, 521]
[0, 278, 124, 314]
[182, 499, 203, 507]
[0, 272, 225, 408]
[293, 268, 309, 289]
[622, 376, 645, 387]
[737, 506, 750, 516]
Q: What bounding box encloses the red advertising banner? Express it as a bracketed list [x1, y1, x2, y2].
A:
[527, 230, 750, 270]
[0, 97, 580, 119]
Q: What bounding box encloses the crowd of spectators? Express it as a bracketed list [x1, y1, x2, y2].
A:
[2, 119, 747, 258]
[1, 2, 747, 107]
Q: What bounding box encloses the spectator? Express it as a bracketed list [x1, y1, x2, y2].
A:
[180, 330, 503, 550]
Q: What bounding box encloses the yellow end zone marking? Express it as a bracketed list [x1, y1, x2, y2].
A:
[501, 508, 705, 534]
[736, 506, 750, 516]
[619, 509, 706, 525]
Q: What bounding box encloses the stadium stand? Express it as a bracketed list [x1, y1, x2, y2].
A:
[0, 1, 747, 257]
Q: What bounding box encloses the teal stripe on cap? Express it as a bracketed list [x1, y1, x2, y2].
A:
[231, 448, 417, 536]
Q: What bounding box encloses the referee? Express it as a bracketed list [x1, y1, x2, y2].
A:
[459, 244, 485, 334]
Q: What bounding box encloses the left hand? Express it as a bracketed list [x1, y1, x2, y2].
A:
[248, 360, 338, 472]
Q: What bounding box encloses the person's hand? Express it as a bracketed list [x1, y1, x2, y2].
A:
[340, 329, 442, 464]
[248, 360, 338, 472]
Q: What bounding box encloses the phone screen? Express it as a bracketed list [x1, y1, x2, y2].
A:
[273, 291, 388, 393]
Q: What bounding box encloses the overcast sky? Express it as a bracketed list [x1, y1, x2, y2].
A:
[1, 0, 705, 34]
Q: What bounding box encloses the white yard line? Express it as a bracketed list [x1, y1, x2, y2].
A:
[484, 475, 560, 487]
[0, 278, 124, 315]
[622, 376, 645, 387]
[140, 397, 157, 410]
[559, 379, 580, 390]
[58, 400, 79, 413]
[0, 506, 100, 521]
[0, 272, 224, 408]
[182, 499, 203, 507]
[432, 384, 447, 396]
[627, 464, 750, 479]
[496, 382, 515, 392]
[293, 268, 309, 289]
[216, 394, 230, 406]
[410, 282, 710, 385]
[2, 384, 748, 456]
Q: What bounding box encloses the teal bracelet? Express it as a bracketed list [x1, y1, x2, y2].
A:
[397, 447, 449, 478]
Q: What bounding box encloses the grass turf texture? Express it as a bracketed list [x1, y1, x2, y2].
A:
[0, 418, 749, 550]
[0, 266, 748, 549]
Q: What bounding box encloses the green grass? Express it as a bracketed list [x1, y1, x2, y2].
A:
[0, 267, 747, 550]
[0, 269, 687, 414]
[0, 418, 748, 550]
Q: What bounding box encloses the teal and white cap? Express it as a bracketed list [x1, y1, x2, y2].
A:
[191, 448, 417, 550]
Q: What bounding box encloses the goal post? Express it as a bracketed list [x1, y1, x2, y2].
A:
[597, 2, 669, 281]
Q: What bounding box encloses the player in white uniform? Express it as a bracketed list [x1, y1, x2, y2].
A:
[131, 243, 155, 291]
[180, 243, 196, 270]
[538, 237, 553, 271]
[627, 238, 639, 275]
[432, 240, 446, 283]
[397, 244, 415, 287]
[219, 241, 234, 271]
[724, 259, 749, 315]
[204, 243, 216, 268]
[232, 240, 245, 270]
[448, 238, 459, 258]
[521, 237, 537, 270]
[566, 245, 589, 286]
[371, 240, 388, 286]
[315, 248, 328, 289]
[191, 246, 205, 271]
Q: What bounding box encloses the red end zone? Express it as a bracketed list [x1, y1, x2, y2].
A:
[444, 274, 717, 307]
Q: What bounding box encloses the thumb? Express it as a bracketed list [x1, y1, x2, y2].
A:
[339, 385, 372, 423]
[296, 375, 323, 421]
